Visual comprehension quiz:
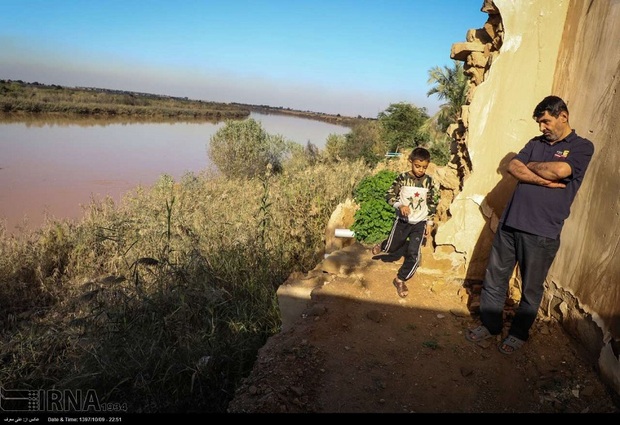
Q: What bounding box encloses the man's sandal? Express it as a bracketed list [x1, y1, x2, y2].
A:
[371, 243, 382, 255]
[498, 335, 525, 355]
[393, 278, 408, 298]
[465, 325, 494, 342]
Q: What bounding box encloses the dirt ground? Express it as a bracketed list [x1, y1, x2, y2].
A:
[227, 241, 620, 414]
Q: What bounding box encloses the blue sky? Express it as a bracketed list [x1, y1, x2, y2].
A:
[1, 0, 486, 118]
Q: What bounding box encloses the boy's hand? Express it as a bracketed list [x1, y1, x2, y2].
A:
[399, 205, 410, 217]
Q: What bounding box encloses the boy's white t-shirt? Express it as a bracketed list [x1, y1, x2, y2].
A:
[399, 186, 430, 224]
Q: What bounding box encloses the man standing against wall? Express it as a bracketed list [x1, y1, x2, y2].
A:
[465, 95, 594, 354]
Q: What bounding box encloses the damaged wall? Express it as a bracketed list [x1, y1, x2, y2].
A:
[436, 0, 620, 394]
[546, 0, 620, 395]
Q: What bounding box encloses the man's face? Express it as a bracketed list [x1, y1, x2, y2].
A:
[535, 111, 569, 143]
[410, 159, 429, 178]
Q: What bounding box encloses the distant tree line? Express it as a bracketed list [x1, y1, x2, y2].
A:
[0, 79, 250, 119]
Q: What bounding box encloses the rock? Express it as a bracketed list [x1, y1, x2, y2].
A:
[366, 309, 383, 323]
[324, 199, 359, 255]
[581, 386, 595, 398]
[449, 308, 469, 318]
[305, 304, 327, 317]
[460, 367, 474, 377]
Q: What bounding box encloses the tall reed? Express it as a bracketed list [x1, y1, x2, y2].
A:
[0, 160, 370, 412]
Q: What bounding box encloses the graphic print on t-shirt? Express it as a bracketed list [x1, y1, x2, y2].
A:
[399, 186, 429, 223]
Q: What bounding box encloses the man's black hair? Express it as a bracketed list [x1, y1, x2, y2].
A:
[533, 95, 569, 119]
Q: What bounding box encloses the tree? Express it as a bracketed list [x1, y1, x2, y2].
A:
[207, 118, 289, 179]
[377, 102, 429, 153]
[426, 60, 469, 132]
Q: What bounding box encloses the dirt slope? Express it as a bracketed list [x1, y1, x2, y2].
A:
[227, 242, 620, 414]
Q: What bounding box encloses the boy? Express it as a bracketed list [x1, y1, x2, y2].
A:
[372, 147, 440, 298]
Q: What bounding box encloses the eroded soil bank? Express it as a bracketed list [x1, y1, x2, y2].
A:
[228, 243, 620, 413]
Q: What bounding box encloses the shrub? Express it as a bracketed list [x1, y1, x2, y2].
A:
[324, 121, 385, 167]
[340, 121, 384, 167]
[350, 169, 398, 243]
[207, 118, 290, 179]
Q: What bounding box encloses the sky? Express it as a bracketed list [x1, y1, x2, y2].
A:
[0, 0, 486, 118]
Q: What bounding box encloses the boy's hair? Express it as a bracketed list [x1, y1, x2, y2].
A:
[409, 147, 431, 162]
[533, 95, 569, 119]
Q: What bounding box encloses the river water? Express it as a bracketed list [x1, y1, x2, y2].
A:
[0, 112, 350, 233]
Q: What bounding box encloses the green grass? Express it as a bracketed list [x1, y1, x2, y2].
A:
[0, 160, 371, 413]
[422, 340, 439, 350]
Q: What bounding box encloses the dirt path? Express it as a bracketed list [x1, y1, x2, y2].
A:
[228, 242, 620, 414]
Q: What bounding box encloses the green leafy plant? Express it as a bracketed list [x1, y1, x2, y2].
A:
[350, 169, 398, 243]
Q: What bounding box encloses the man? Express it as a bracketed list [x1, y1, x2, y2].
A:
[465, 95, 594, 354]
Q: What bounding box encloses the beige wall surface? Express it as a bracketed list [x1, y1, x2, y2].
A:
[550, 0, 620, 337]
[548, 0, 620, 391]
[436, 0, 570, 277]
[438, 0, 620, 394]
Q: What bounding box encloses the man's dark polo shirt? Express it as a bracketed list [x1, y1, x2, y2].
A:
[500, 130, 594, 239]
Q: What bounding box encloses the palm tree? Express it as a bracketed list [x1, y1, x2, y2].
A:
[426, 60, 469, 132]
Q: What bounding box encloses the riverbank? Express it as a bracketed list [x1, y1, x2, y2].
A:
[0, 79, 368, 126]
[239, 104, 371, 128]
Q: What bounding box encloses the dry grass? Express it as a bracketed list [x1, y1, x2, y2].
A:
[0, 160, 370, 413]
